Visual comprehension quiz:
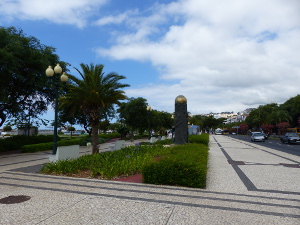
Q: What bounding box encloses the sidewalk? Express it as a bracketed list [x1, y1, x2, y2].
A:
[0, 135, 299, 224]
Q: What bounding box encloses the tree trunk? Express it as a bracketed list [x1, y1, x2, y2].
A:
[91, 123, 99, 154]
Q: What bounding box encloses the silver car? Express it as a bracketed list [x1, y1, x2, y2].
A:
[251, 133, 265, 142]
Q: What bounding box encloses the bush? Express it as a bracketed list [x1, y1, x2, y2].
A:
[142, 143, 208, 188]
[155, 139, 173, 145]
[41, 145, 170, 179]
[21, 142, 53, 153]
[21, 138, 81, 153]
[189, 133, 209, 146]
[98, 133, 121, 139]
[0, 135, 59, 152]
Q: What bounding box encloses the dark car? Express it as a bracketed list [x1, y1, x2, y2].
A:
[280, 133, 300, 144]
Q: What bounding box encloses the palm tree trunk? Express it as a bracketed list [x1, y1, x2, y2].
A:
[91, 123, 99, 154]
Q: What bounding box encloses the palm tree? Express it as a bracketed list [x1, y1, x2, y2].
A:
[59, 63, 130, 154]
[270, 109, 291, 126]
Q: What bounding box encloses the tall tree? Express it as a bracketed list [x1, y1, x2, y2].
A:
[270, 109, 291, 126]
[0, 26, 67, 127]
[117, 97, 148, 135]
[189, 115, 203, 128]
[153, 110, 173, 135]
[203, 115, 219, 130]
[280, 95, 300, 127]
[245, 104, 277, 129]
[59, 63, 129, 154]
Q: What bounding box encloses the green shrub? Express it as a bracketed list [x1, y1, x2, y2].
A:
[142, 143, 208, 188]
[0, 135, 59, 152]
[98, 133, 121, 139]
[40, 144, 170, 179]
[189, 133, 209, 146]
[21, 138, 81, 153]
[21, 143, 53, 153]
[155, 139, 173, 145]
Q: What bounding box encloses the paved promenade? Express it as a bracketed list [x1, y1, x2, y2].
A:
[0, 135, 299, 224]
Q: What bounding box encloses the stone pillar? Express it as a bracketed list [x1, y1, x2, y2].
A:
[174, 95, 188, 144]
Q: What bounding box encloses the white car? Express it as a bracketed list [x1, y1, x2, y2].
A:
[251, 133, 265, 142]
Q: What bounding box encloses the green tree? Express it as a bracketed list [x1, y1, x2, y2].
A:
[68, 126, 76, 137]
[3, 125, 12, 132]
[245, 104, 277, 129]
[59, 63, 129, 154]
[117, 97, 148, 135]
[270, 109, 291, 126]
[0, 26, 68, 127]
[99, 120, 110, 133]
[280, 95, 300, 127]
[189, 115, 204, 128]
[203, 115, 219, 130]
[150, 110, 173, 135]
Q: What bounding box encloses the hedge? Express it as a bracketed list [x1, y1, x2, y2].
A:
[99, 133, 121, 139]
[142, 143, 208, 188]
[21, 139, 81, 153]
[189, 133, 209, 146]
[0, 135, 59, 152]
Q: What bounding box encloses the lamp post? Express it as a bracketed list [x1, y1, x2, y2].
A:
[147, 105, 152, 140]
[45, 64, 68, 155]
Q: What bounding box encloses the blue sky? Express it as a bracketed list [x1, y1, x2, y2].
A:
[1, 0, 300, 127]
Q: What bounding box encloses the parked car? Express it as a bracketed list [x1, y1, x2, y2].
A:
[280, 133, 300, 144]
[251, 133, 265, 142]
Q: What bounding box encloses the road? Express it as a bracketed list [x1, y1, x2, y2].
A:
[228, 134, 300, 157]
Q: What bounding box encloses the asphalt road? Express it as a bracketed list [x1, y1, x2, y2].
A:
[227, 134, 300, 157]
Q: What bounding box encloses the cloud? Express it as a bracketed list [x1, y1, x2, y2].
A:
[94, 9, 138, 26]
[0, 0, 108, 28]
[96, 0, 300, 113]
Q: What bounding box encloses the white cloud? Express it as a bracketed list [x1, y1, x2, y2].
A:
[0, 0, 108, 27]
[94, 9, 138, 26]
[96, 0, 300, 113]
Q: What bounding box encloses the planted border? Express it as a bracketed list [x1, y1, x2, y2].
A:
[40, 138, 209, 188]
[142, 143, 208, 188]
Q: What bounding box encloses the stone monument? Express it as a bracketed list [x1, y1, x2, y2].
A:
[174, 95, 188, 144]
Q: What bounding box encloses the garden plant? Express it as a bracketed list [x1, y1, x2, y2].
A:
[40, 133, 209, 188]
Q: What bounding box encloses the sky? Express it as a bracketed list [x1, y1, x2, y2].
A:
[1, 0, 300, 126]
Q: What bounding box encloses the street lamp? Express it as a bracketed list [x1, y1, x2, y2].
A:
[45, 64, 68, 155]
[147, 105, 152, 140]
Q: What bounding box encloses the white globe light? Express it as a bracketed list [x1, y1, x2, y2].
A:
[60, 72, 68, 82]
[54, 63, 62, 74]
[45, 66, 54, 77]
